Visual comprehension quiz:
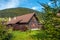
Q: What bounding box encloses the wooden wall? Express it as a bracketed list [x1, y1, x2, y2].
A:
[29, 16, 39, 29]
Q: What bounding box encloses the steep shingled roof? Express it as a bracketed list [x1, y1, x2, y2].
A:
[7, 13, 35, 24]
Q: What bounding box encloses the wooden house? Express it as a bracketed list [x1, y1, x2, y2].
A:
[7, 13, 42, 31]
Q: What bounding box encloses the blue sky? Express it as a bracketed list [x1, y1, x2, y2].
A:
[0, 0, 50, 11]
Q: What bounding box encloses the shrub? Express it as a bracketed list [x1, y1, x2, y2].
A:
[0, 22, 13, 40]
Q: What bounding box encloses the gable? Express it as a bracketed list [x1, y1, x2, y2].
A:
[28, 14, 39, 23]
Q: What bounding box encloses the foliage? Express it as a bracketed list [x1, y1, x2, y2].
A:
[0, 22, 12, 40]
[40, 0, 60, 40]
[11, 30, 39, 40]
[31, 30, 47, 40]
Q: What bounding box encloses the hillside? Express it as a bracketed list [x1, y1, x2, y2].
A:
[0, 7, 41, 17]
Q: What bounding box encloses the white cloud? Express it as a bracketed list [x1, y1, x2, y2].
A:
[6, 0, 20, 8]
[0, 0, 20, 10]
[31, 6, 43, 11]
[31, 7, 37, 10]
[48, 2, 51, 5]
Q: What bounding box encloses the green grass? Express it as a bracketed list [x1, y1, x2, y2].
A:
[11, 30, 39, 40]
[8, 28, 46, 40]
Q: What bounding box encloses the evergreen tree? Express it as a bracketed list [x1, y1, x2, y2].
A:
[39, 0, 60, 40]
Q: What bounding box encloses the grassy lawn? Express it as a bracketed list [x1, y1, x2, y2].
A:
[11, 30, 40, 40]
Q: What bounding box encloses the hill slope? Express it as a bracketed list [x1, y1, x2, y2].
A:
[0, 8, 41, 17]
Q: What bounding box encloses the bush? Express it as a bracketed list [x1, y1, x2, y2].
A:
[0, 23, 13, 40]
